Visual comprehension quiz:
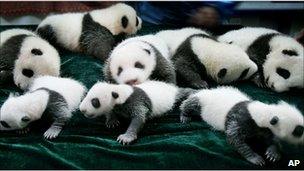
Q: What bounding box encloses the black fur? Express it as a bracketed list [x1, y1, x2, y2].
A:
[79, 13, 115, 60]
[121, 16, 129, 28]
[0, 34, 28, 84]
[276, 67, 290, 79]
[282, 49, 298, 56]
[172, 33, 214, 89]
[36, 25, 58, 47]
[238, 68, 250, 80]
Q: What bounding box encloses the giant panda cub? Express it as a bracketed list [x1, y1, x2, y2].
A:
[37, 3, 142, 60]
[157, 28, 258, 89]
[79, 81, 195, 145]
[218, 27, 304, 92]
[104, 35, 176, 85]
[0, 29, 60, 90]
[180, 86, 304, 165]
[0, 76, 87, 139]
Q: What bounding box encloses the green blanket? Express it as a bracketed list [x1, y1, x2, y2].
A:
[0, 25, 303, 169]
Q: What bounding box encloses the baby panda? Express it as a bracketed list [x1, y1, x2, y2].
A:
[180, 86, 304, 166]
[218, 27, 304, 92]
[0, 76, 86, 139]
[160, 28, 257, 89]
[79, 81, 195, 145]
[37, 3, 142, 60]
[0, 29, 60, 90]
[103, 34, 176, 85]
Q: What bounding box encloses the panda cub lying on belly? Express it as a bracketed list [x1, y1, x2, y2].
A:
[180, 86, 304, 165]
[37, 3, 142, 60]
[0, 29, 60, 90]
[218, 27, 304, 92]
[79, 81, 195, 145]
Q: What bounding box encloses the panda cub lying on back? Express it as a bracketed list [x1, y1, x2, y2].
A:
[79, 81, 195, 145]
[180, 86, 304, 165]
[104, 35, 176, 85]
[218, 27, 304, 92]
[37, 3, 142, 60]
[0, 29, 60, 90]
[156, 28, 258, 89]
[0, 76, 86, 139]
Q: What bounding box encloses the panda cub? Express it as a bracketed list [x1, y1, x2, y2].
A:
[180, 86, 304, 165]
[79, 81, 194, 145]
[0, 76, 87, 139]
[37, 3, 141, 60]
[218, 27, 304, 92]
[157, 28, 258, 88]
[104, 35, 176, 85]
[0, 29, 60, 90]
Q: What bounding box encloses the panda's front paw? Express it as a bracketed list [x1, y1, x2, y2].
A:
[44, 127, 62, 139]
[117, 133, 137, 145]
[16, 127, 30, 134]
[106, 119, 120, 128]
[247, 154, 265, 166]
[191, 80, 209, 89]
[265, 146, 281, 162]
[180, 115, 191, 124]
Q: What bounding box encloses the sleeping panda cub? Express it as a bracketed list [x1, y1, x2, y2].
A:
[0, 76, 87, 139]
[157, 28, 257, 88]
[218, 27, 304, 92]
[79, 81, 195, 145]
[0, 29, 60, 90]
[180, 86, 304, 165]
[37, 3, 142, 60]
[104, 35, 176, 85]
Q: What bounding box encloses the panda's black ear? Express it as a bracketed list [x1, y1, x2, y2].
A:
[270, 116, 279, 125]
[282, 49, 298, 56]
[143, 49, 151, 55]
[112, 92, 119, 99]
[121, 16, 129, 28]
[21, 116, 31, 122]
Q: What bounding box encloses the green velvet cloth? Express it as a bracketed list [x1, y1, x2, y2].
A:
[0, 25, 303, 170]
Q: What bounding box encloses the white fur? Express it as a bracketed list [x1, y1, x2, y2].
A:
[192, 86, 251, 130]
[13, 36, 61, 90]
[0, 29, 36, 46]
[191, 36, 258, 84]
[107, 34, 170, 84]
[156, 27, 208, 56]
[248, 101, 304, 144]
[29, 76, 87, 112]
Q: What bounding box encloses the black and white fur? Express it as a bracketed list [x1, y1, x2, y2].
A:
[0, 29, 60, 90]
[79, 81, 195, 145]
[157, 28, 258, 88]
[37, 3, 141, 60]
[218, 27, 304, 92]
[180, 86, 304, 165]
[0, 76, 87, 139]
[104, 35, 176, 85]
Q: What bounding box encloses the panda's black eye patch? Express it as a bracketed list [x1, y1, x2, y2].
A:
[91, 98, 100, 108]
[135, 62, 144, 69]
[217, 68, 227, 79]
[121, 16, 129, 28]
[144, 49, 151, 55]
[292, 125, 304, 137]
[0, 121, 11, 128]
[31, 48, 43, 56]
[282, 49, 298, 56]
[276, 67, 290, 79]
[22, 69, 34, 78]
[270, 116, 279, 125]
[117, 67, 123, 76]
[238, 68, 250, 80]
[228, 41, 233, 44]
[136, 17, 139, 26]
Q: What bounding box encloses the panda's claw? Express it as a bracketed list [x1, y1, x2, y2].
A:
[117, 133, 136, 145]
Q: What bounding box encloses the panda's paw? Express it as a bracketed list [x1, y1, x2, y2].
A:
[117, 133, 137, 145]
[265, 146, 281, 162]
[16, 127, 30, 134]
[180, 115, 191, 124]
[191, 80, 209, 89]
[43, 127, 62, 140]
[247, 154, 265, 166]
[106, 119, 120, 128]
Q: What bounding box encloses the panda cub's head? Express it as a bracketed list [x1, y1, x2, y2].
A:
[107, 41, 156, 85]
[13, 36, 60, 90]
[263, 36, 303, 92]
[0, 91, 47, 131]
[79, 82, 133, 118]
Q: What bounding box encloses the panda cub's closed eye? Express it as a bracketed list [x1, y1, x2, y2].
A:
[91, 98, 100, 108]
[276, 67, 290, 79]
[22, 69, 34, 78]
[217, 68, 227, 79]
[282, 49, 298, 56]
[117, 67, 123, 76]
[31, 48, 43, 56]
[0, 121, 10, 128]
[135, 61, 144, 69]
[121, 16, 129, 28]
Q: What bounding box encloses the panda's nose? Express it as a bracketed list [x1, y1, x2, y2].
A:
[125, 79, 138, 85]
